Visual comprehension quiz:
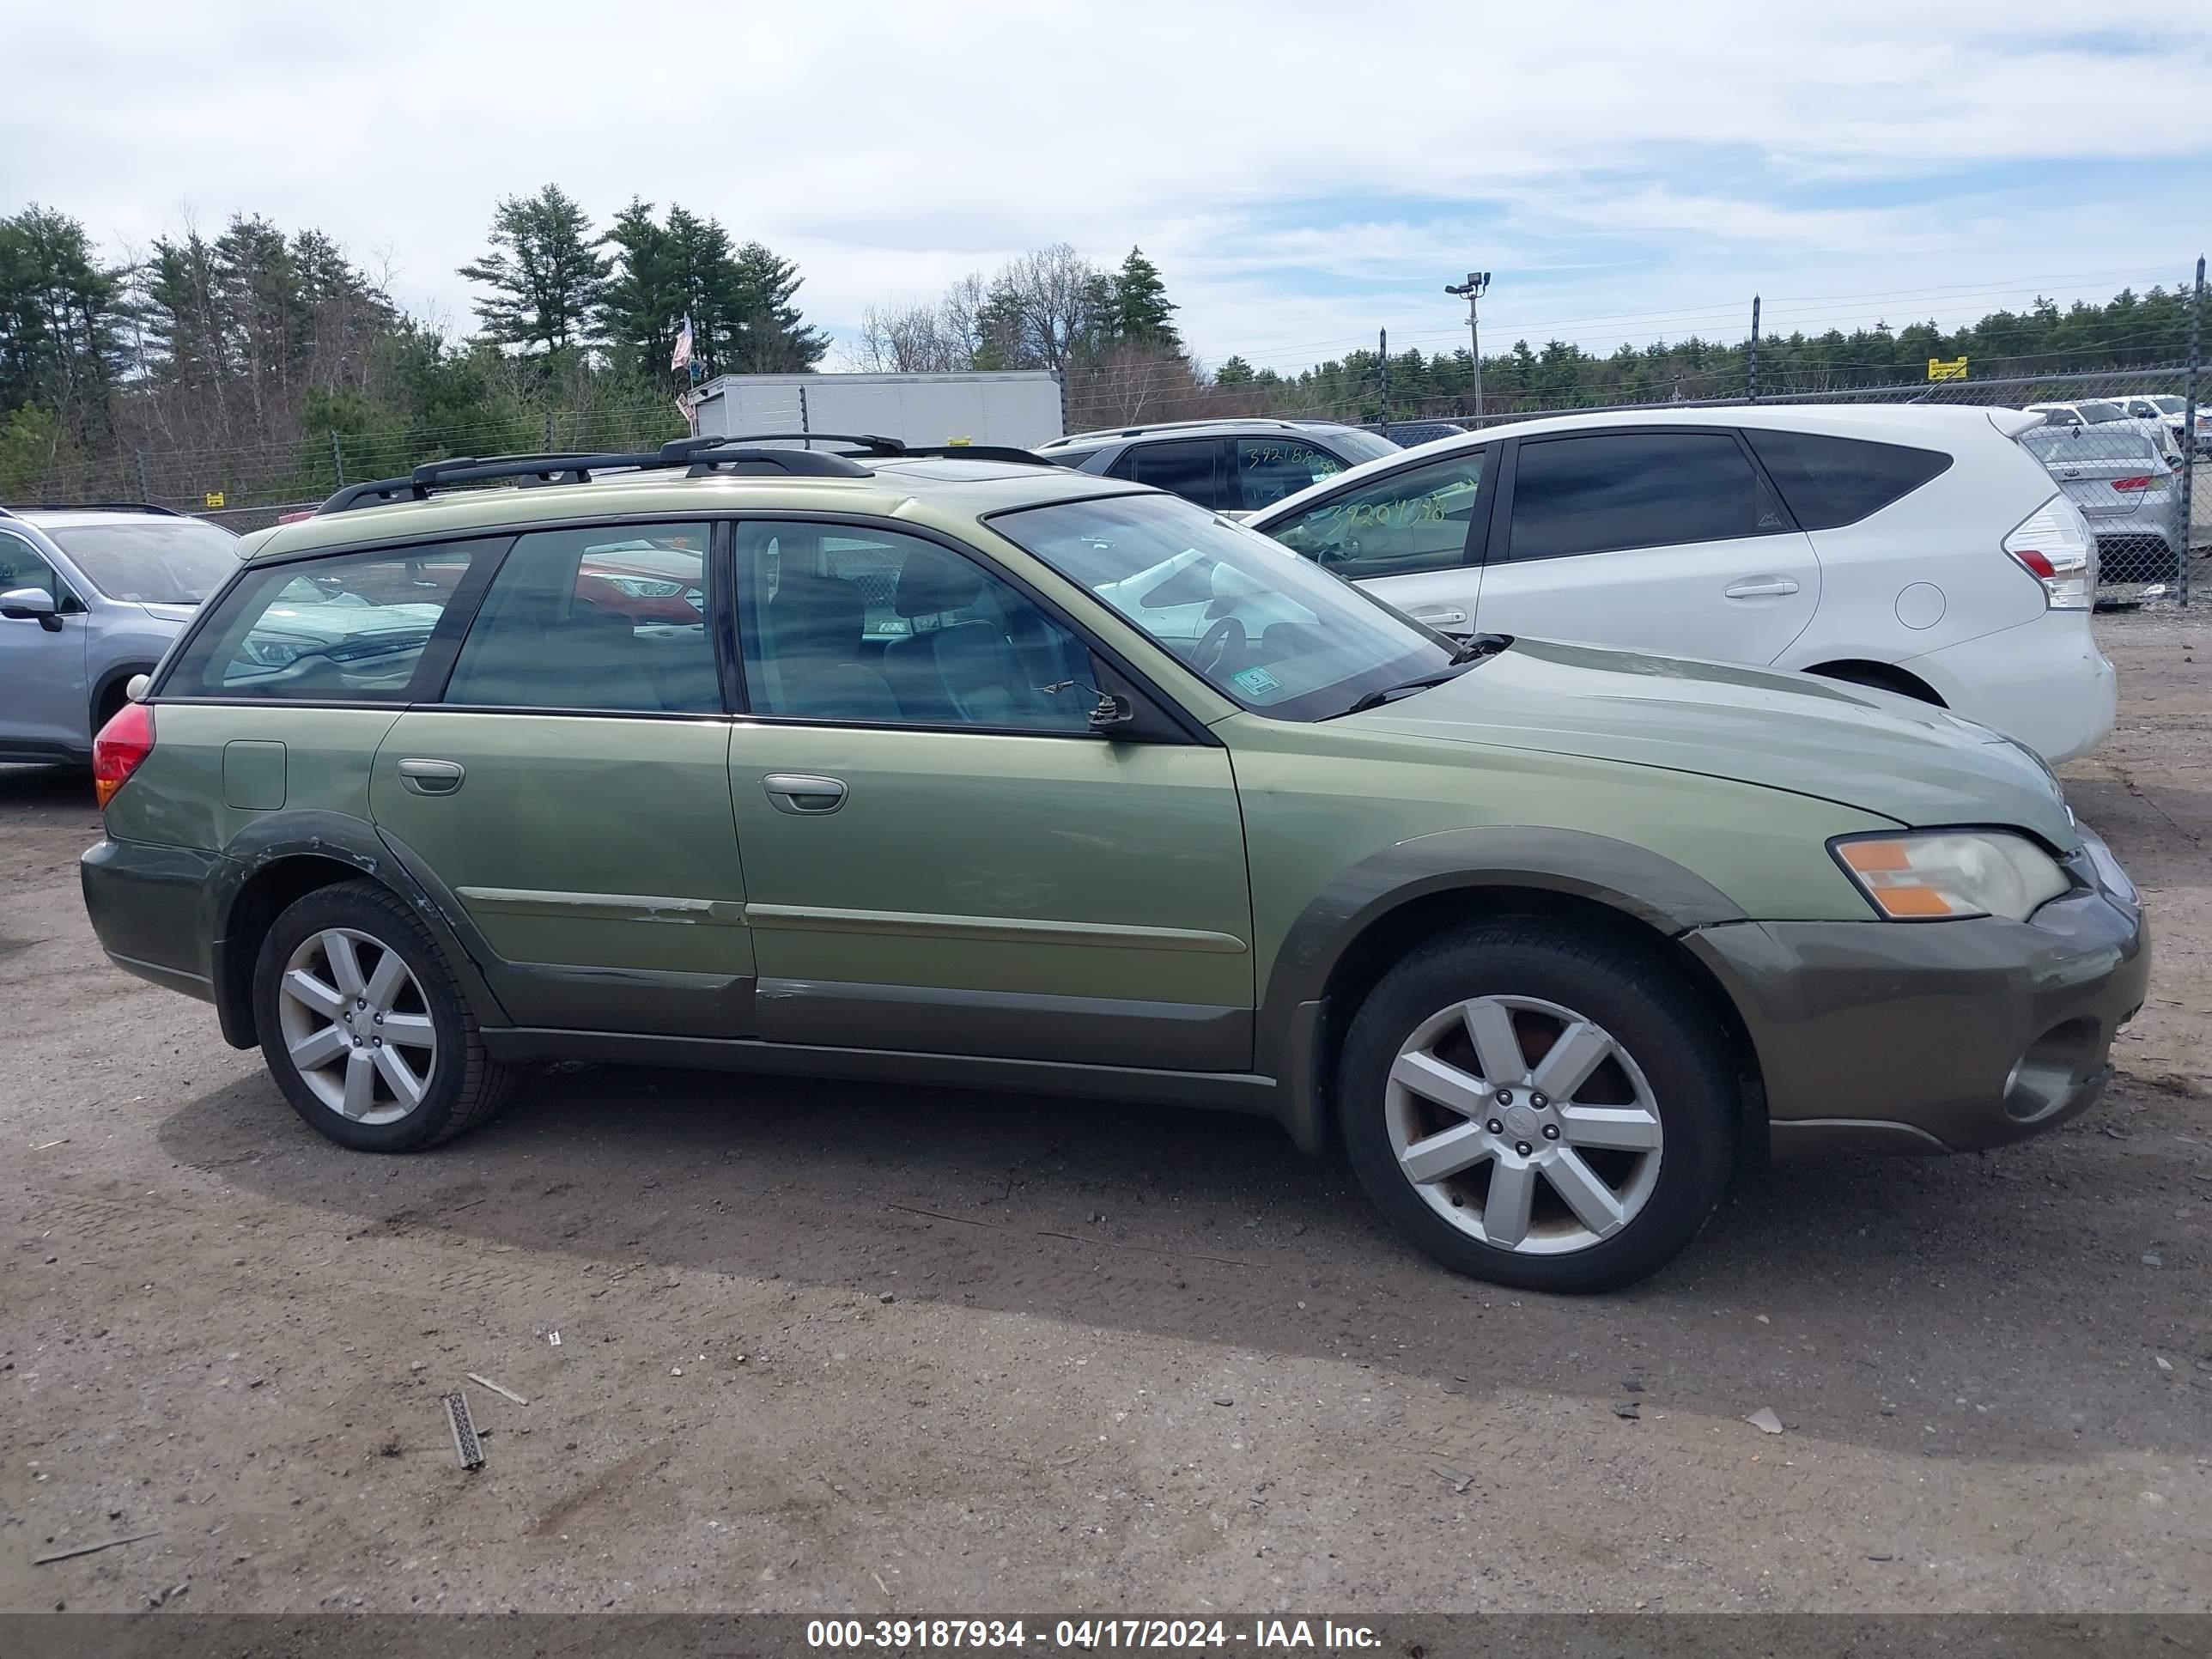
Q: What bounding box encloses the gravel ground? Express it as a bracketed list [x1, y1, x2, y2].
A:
[1, 611, 2206, 1615]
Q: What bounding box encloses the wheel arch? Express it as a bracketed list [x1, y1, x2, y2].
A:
[1802, 658, 1946, 705]
[89, 659, 158, 732]
[208, 813, 507, 1048]
[1257, 828, 1765, 1159]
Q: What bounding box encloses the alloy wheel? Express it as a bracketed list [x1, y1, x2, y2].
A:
[275, 927, 438, 1125]
[1386, 994, 1664, 1255]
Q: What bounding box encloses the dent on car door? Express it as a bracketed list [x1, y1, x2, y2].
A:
[723, 519, 1255, 1069]
[1476, 430, 1820, 664]
[1260, 447, 1492, 634]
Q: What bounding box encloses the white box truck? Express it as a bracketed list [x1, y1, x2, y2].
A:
[690, 371, 1064, 448]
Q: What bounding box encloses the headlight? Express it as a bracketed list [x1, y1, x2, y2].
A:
[1831, 831, 2071, 921]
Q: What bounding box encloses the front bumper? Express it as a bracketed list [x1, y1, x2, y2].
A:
[1686, 837, 2148, 1157]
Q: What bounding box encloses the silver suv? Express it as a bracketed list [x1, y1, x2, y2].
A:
[0, 505, 242, 763]
[1036, 418, 1399, 514]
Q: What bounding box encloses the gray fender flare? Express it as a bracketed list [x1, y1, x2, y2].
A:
[207, 811, 510, 1047]
[1256, 826, 1747, 1152]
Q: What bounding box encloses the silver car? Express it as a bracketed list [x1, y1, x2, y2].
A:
[2017, 423, 2183, 586]
[0, 505, 242, 763]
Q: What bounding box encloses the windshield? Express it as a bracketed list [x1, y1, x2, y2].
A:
[43, 517, 242, 604]
[993, 493, 1459, 721]
[2073, 400, 2125, 424]
[1331, 428, 1402, 465]
[2146, 396, 2185, 415]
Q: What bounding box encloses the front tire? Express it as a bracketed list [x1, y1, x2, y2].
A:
[252, 878, 514, 1152]
[1339, 919, 1738, 1293]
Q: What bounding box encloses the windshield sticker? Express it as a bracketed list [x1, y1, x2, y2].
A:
[1232, 665, 1282, 697]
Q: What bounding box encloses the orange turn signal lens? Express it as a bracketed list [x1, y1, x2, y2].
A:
[1830, 832, 2071, 923]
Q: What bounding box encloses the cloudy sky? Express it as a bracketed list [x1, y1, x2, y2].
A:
[6, 3, 2210, 375]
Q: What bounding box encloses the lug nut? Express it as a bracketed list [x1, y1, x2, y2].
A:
[372, 1013, 383, 1024]
[356, 997, 367, 1009]
[1530, 1094, 1547, 1109]
[1486, 1119, 1504, 1134]
[1514, 1140, 1533, 1157]
[1495, 1090, 1513, 1106]
[1542, 1124, 1560, 1140]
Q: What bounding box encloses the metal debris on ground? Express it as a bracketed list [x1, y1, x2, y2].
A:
[1434, 1468, 1474, 1494]
[1613, 1401, 1642, 1419]
[444, 1390, 484, 1470]
[2142, 1253, 2163, 1267]
[465, 1372, 528, 1406]
[1746, 1407, 1785, 1435]
[32, 1530, 161, 1565]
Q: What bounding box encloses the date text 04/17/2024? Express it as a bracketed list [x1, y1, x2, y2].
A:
[805, 1620, 1382, 1650]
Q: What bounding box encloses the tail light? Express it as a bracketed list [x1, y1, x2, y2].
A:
[93, 702, 155, 810]
[2110, 475, 2154, 491]
[2003, 497, 2093, 611]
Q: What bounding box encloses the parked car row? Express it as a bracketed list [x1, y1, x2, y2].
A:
[1046, 404, 2118, 767]
[71, 424, 2145, 1293]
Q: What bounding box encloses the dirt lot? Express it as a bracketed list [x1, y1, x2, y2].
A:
[2, 611, 2207, 1616]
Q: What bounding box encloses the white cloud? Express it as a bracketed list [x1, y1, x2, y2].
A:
[3, 1, 2207, 367]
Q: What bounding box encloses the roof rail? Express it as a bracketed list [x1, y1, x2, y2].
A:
[1043, 416, 1337, 446]
[702, 432, 1063, 468]
[0, 501, 185, 517]
[315, 441, 874, 514]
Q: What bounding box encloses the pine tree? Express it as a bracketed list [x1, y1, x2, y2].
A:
[1213, 356, 1255, 385]
[0, 204, 127, 433]
[458, 185, 609, 355]
[725, 240, 829, 373]
[1109, 246, 1180, 350]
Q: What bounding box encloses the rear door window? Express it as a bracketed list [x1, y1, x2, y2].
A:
[160, 539, 501, 701]
[1109, 439, 1224, 509]
[1232, 437, 1348, 511]
[1504, 431, 1789, 561]
[1743, 428, 1953, 530]
[444, 524, 718, 713]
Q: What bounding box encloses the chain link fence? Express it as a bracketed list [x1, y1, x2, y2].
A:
[7, 339, 2205, 608]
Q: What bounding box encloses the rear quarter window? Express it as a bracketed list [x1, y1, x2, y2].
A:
[159, 538, 501, 702]
[1743, 428, 1953, 530]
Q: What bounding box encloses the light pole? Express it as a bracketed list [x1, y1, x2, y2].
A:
[1445, 270, 1491, 420]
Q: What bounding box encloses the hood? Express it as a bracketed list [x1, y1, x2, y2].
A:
[1348, 638, 2076, 849]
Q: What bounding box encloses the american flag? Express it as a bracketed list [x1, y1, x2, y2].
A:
[670, 315, 695, 373]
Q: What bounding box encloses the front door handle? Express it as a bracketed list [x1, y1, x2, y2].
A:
[1406, 604, 1470, 629]
[396, 757, 465, 796]
[763, 773, 848, 815]
[1723, 576, 1801, 599]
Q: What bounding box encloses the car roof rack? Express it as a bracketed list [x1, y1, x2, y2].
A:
[708, 432, 1061, 468]
[315, 438, 878, 514]
[1042, 416, 1343, 447]
[0, 501, 185, 517]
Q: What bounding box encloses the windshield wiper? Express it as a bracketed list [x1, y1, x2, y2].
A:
[1334, 635, 1511, 717]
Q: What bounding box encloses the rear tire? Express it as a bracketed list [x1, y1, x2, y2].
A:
[252, 878, 514, 1152]
[1338, 919, 1738, 1293]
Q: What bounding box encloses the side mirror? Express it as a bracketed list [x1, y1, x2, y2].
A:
[0, 587, 62, 632]
[126, 672, 152, 702]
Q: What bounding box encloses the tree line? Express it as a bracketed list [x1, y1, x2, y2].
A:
[1, 185, 2202, 506]
[0, 185, 830, 501]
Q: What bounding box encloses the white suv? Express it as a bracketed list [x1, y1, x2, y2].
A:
[1245, 404, 2114, 763]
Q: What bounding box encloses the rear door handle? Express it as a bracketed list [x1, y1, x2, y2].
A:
[1406, 604, 1470, 629]
[396, 757, 465, 796]
[1723, 577, 1800, 599]
[763, 773, 848, 815]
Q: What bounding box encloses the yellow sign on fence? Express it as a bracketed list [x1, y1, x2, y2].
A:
[203, 490, 226, 509]
[1927, 357, 1968, 382]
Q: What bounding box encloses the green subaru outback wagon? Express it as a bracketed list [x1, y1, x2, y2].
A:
[80, 435, 2148, 1291]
